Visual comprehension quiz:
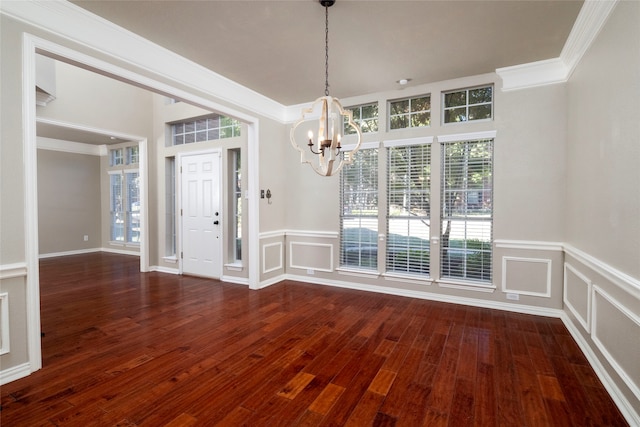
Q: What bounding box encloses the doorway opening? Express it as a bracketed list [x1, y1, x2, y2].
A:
[23, 34, 260, 375]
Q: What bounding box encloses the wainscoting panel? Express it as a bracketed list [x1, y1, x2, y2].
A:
[564, 262, 592, 332]
[592, 285, 640, 403]
[501, 256, 552, 297]
[289, 242, 333, 273]
[262, 242, 283, 274]
[0, 292, 9, 355]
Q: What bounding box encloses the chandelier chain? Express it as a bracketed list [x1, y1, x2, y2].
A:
[325, 3, 330, 97]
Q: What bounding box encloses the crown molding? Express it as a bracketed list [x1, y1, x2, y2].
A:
[497, 0, 619, 91]
[0, 0, 287, 123]
[560, 0, 619, 76]
[1, 0, 619, 110]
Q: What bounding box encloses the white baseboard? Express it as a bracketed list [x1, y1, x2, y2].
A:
[561, 312, 640, 427]
[284, 273, 563, 318]
[221, 275, 249, 286]
[101, 247, 141, 257]
[258, 274, 287, 289]
[149, 265, 180, 275]
[0, 362, 31, 386]
[39, 248, 101, 259]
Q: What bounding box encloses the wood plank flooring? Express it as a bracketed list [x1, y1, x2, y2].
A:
[1, 253, 628, 426]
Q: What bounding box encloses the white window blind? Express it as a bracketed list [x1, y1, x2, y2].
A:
[441, 139, 493, 282]
[340, 148, 378, 269]
[109, 172, 124, 242]
[387, 143, 431, 275]
[125, 171, 140, 243]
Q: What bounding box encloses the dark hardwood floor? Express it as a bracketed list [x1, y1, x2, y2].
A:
[1, 253, 627, 426]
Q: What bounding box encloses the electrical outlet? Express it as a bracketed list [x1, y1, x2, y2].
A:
[83, 235, 89, 241]
[307, 269, 315, 275]
[506, 293, 520, 301]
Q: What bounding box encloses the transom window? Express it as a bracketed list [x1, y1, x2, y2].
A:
[171, 114, 241, 145]
[389, 95, 431, 130]
[110, 148, 123, 167]
[344, 102, 378, 135]
[443, 85, 493, 124]
[126, 146, 139, 165]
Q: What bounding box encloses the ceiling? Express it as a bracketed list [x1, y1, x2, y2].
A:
[70, 0, 584, 106]
[37, 120, 130, 145]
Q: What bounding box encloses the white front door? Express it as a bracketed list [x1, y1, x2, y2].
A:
[180, 151, 222, 278]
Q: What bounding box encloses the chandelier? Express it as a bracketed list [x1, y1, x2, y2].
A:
[290, 0, 362, 177]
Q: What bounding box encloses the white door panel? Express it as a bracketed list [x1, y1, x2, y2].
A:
[180, 152, 222, 278]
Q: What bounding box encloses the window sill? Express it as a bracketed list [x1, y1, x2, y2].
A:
[163, 256, 178, 264]
[383, 272, 433, 286]
[336, 267, 380, 278]
[437, 279, 496, 293]
[224, 262, 243, 272]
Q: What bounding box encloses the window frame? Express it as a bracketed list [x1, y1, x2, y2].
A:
[439, 136, 493, 284]
[230, 148, 242, 263]
[339, 143, 380, 271]
[442, 85, 493, 125]
[170, 114, 241, 146]
[388, 94, 432, 131]
[110, 148, 123, 167]
[165, 157, 176, 257]
[343, 102, 379, 135]
[126, 145, 139, 165]
[108, 170, 124, 243]
[385, 137, 433, 277]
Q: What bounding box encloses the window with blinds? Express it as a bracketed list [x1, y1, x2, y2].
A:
[340, 148, 378, 269]
[109, 173, 124, 242]
[387, 143, 431, 275]
[125, 171, 140, 243]
[441, 139, 493, 282]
